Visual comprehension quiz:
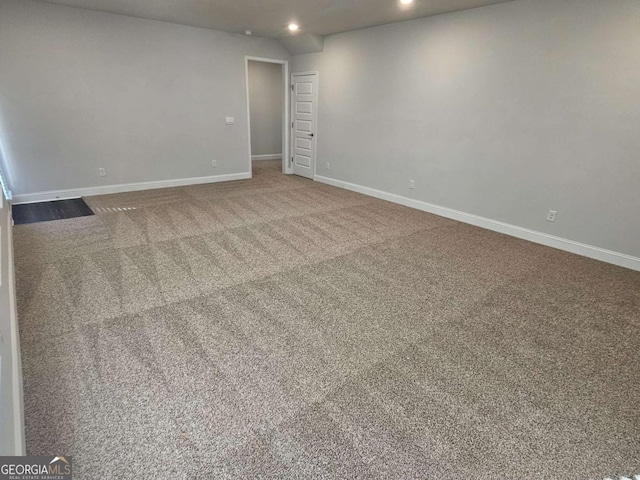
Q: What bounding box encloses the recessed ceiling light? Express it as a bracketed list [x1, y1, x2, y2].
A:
[288, 23, 299, 32]
[400, 0, 414, 4]
[245, 29, 252, 36]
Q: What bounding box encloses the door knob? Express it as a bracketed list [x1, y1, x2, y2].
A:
[308, 133, 314, 137]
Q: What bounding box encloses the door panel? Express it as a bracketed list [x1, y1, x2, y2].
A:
[292, 73, 318, 179]
[295, 154, 311, 167]
[296, 102, 313, 114]
[296, 138, 311, 150]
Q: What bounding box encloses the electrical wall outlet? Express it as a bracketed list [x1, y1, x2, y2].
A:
[409, 180, 415, 190]
[212, 160, 217, 167]
[98, 168, 106, 177]
[326, 162, 331, 170]
[547, 210, 558, 222]
[225, 116, 235, 125]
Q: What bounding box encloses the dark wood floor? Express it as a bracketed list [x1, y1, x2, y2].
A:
[12, 198, 94, 225]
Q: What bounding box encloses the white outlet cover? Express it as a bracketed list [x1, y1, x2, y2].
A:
[225, 117, 235, 125]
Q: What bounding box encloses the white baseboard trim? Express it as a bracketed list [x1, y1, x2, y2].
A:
[12, 172, 252, 204]
[252, 154, 282, 161]
[315, 175, 640, 272]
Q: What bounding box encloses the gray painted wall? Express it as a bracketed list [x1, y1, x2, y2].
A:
[0, 0, 289, 196]
[248, 61, 283, 157]
[293, 0, 640, 259]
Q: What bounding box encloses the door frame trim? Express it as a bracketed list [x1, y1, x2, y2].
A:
[245, 56, 291, 175]
[291, 71, 319, 181]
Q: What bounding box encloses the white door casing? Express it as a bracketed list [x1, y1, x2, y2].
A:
[291, 73, 318, 179]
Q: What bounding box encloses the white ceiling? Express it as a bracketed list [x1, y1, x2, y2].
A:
[36, 0, 515, 38]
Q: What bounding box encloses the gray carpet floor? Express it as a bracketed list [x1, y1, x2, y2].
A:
[14, 160, 640, 479]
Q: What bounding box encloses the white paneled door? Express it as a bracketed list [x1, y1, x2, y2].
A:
[292, 73, 318, 179]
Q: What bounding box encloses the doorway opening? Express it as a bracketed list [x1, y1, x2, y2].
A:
[245, 57, 289, 176]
